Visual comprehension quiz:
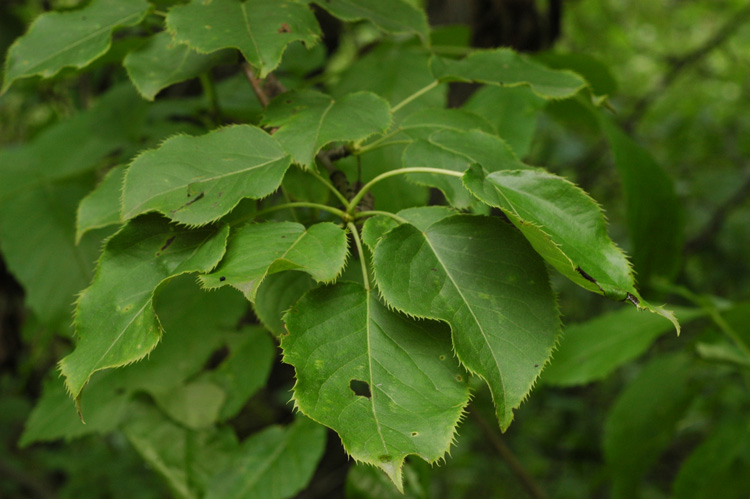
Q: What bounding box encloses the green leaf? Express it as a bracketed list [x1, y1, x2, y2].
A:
[153, 381, 226, 429]
[124, 31, 235, 101]
[59, 215, 230, 400]
[166, 0, 321, 78]
[373, 215, 559, 430]
[346, 459, 431, 499]
[600, 117, 683, 285]
[124, 401, 240, 498]
[462, 86, 545, 157]
[253, 271, 315, 337]
[604, 354, 693, 499]
[205, 417, 326, 499]
[673, 418, 750, 499]
[430, 49, 588, 100]
[262, 90, 391, 167]
[399, 108, 494, 140]
[361, 206, 456, 251]
[312, 0, 429, 42]
[542, 307, 703, 387]
[2, 0, 152, 92]
[402, 129, 527, 208]
[122, 125, 291, 226]
[76, 165, 125, 243]
[533, 52, 618, 96]
[201, 221, 348, 300]
[281, 282, 470, 489]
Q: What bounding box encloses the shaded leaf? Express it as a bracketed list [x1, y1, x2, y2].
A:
[346, 459, 431, 499]
[166, 0, 321, 78]
[604, 354, 693, 499]
[152, 381, 226, 430]
[361, 206, 456, 251]
[124, 31, 235, 101]
[205, 417, 326, 499]
[262, 90, 391, 167]
[59, 215, 230, 399]
[76, 165, 125, 243]
[313, 0, 429, 42]
[373, 215, 559, 430]
[2, 0, 151, 92]
[281, 282, 470, 488]
[253, 271, 315, 338]
[201, 221, 348, 300]
[542, 307, 703, 386]
[600, 117, 683, 286]
[430, 49, 587, 100]
[122, 125, 291, 226]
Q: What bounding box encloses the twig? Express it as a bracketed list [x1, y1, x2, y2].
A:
[685, 166, 750, 253]
[470, 410, 547, 499]
[242, 62, 269, 107]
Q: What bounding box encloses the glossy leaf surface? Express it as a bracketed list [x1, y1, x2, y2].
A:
[166, 0, 321, 78]
[313, 0, 429, 42]
[60, 215, 230, 399]
[281, 282, 470, 489]
[124, 31, 235, 101]
[201, 221, 348, 301]
[2, 0, 151, 92]
[122, 125, 291, 225]
[374, 215, 559, 429]
[431, 49, 587, 99]
[263, 90, 391, 167]
[205, 417, 326, 499]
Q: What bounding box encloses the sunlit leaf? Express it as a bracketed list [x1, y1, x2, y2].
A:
[374, 215, 559, 429]
[281, 282, 470, 489]
[205, 417, 326, 499]
[124, 31, 235, 101]
[200, 221, 348, 300]
[2, 0, 151, 92]
[431, 49, 587, 100]
[122, 125, 291, 226]
[166, 0, 321, 78]
[262, 89, 391, 167]
[60, 215, 230, 400]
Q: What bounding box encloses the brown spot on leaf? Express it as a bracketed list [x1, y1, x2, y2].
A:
[278, 23, 291, 33]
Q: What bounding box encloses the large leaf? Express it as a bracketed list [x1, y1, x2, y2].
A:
[59, 215, 230, 400]
[76, 165, 126, 242]
[402, 129, 526, 208]
[205, 417, 326, 499]
[2, 0, 151, 92]
[361, 206, 456, 251]
[604, 354, 693, 499]
[373, 215, 559, 430]
[542, 307, 703, 387]
[166, 0, 321, 78]
[122, 125, 291, 226]
[430, 49, 587, 100]
[200, 221, 348, 300]
[463, 166, 679, 331]
[600, 117, 683, 286]
[124, 31, 235, 101]
[262, 90, 391, 167]
[281, 282, 470, 489]
[312, 0, 429, 42]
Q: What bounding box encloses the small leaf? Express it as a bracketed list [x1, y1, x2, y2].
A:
[374, 215, 560, 430]
[124, 31, 235, 101]
[313, 0, 429, 42]
[122, 125, 291, 226]
[281, 282, 470, 489]
[76, 165, 125, 243]
[253, 271, 315, 338]
[361, 206, 456, 251]
[152, 381, 226, 430]
[59, 215, 230, 400]
[262, 89, 391, 167]
[205, 417, 326, 499]
[542, 307, 703, 387]
[430, 49, 587, 100]
[201, 221, 348, 301]
[399, 108, 494, 140]
[604, 354, 693, 499]
[166, 0, 321, 78]
[2, 0, 152, 92]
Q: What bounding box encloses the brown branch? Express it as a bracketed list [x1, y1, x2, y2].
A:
[626, 3, 750, 129]
[242, 62, 269, 107]
[470, 409, 547, 499]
